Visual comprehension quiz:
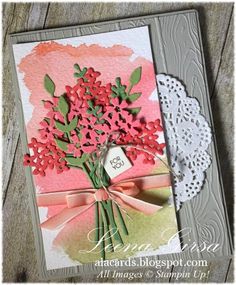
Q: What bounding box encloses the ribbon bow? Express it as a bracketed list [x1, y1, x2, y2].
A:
[37, 174, 171, 230]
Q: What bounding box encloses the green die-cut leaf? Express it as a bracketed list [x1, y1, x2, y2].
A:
[44, 75, 55, 96]
[65, 156, 81, 166]
[127, 92, 142, 102]
[67, 116, 78, 131]
[97, 113, 103, 119]
[55, 138, 68, 151]
[74, 68, 87, 79]
[55, 120, 67, 132]
[58, 95, 69, 116]
[111, 78, 127, 100]
[55, 116, 78, 133]
[126, 107, 141, 115]
[79, 68, 87, 77]
[74, 64, 87, 78]
[65, 153, 89, 166]
[130, 66, 142, 86]
[98, 119, 105, 124]
[88, 100, 94, 108]
[74, 63, 81, 71]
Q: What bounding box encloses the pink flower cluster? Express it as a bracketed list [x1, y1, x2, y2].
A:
[24, 66, 166, 175]
[24, 138, 69, 176]
[118, 119, 166, 165]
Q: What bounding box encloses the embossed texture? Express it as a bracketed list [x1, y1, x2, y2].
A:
[9, 9, 233, 280]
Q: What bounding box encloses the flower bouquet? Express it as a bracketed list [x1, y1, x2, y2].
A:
[24, 64, 166, 259]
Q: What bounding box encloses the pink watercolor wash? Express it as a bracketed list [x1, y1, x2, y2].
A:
[19, 41, 163, 196]
[17, 41, 172, 262]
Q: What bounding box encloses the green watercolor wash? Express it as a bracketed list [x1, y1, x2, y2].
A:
[61, 187, 178, 264]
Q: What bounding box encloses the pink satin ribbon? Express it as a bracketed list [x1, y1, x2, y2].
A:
[37, 173, 171, 230]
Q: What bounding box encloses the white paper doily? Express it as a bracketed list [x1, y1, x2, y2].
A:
[156, 74, 212, 210]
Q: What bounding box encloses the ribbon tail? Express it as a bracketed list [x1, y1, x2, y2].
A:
[120, 173, 171, 190]
[40, 203, 94, 230]
[112, 191, 162, 215]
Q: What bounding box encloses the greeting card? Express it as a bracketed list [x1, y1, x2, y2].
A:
[12, 27, 181, 270]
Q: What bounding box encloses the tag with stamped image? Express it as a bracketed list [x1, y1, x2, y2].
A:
[103, 147, 132, 179]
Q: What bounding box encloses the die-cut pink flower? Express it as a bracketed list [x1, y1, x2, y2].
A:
[65, 85, 80, 103]
[39, 120, 63, 142]
[24, 138, 68, 176]
[24, 65, 166, 177]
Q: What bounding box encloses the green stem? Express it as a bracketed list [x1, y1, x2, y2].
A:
[102, 200, 123, 245]
[67, 164, 81, 169]
[99, 204, 105, 260]
[82, 162, 96, 188]
[114, 204, 129, 235]
[62, 114, 72, 143]
[100, 203, 114, 252]
[66, 131, 72, 143]
[79, 158, 125, 258]
[95, 202, 99, 244]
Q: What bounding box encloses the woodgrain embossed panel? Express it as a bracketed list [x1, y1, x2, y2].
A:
[9, 10, 232, 280]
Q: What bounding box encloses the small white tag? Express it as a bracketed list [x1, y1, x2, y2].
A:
[102, 147, 132, 179]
